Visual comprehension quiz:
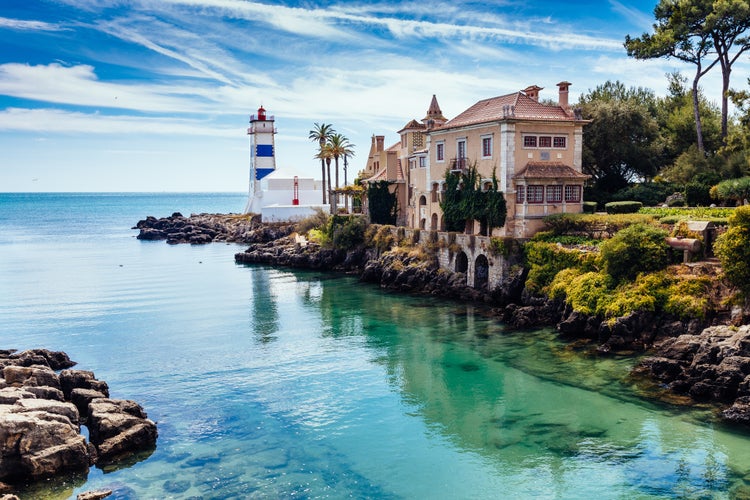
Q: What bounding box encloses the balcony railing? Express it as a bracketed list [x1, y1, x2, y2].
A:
[449, 157, 468, 173]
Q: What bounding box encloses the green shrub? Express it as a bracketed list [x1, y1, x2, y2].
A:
[664, 277, 711, 319]
[714, 177, 750, 205]
[489, 236, 521, 257]
[327, 215, 367, 250]
[365, 224, 396, 253]
[558, 270, 610, 316]
[294, 208, 329, 235]
[542, 213, 656, 238]
[524, 241, 596, 293]
[610, 182, 679, 207]
[714, 205, 750, 294]
[583, 201, 597, 213]
[685, 181, 713, 207]
[605, 201, 643, 214]
[599, 223, 669, 282]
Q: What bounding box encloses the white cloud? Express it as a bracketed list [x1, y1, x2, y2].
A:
[0, 107, 239, 136]
[0, 17, 67, 31]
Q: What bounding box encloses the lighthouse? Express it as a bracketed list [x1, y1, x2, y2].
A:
[244, 105, 277, 214]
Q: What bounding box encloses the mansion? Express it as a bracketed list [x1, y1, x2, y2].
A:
[362, 82, 590, 238]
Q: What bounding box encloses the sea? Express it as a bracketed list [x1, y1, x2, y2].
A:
[2, 192, 750, 499]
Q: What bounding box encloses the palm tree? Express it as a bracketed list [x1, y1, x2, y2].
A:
[340, 138, 355, 187]
[328, 133, 347, 190]
[315, 143, 334, 212]
[308, 123, 335, 204]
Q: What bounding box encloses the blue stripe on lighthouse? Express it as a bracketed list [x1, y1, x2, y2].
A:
[256, 168, 274, 180]
[256, 144, 274, 157]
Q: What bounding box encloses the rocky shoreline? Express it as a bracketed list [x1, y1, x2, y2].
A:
[0, 349, 157, 498]
[136, 213, 750, 426]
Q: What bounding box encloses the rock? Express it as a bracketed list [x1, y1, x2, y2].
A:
[722, 396, 750, 425]
[87, 399, 157, 463]
[635, 325, 750, 425]
[0, 387, 37, 405]
[24, 386, 65, 401]
[59, 370, 109, 400]
[0, 406, 90, 482]
[77, 489, 113, 500]
[71, 388, 107, 418]
[3, 365, 60, 389]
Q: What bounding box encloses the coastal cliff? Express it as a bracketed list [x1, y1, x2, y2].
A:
[136, 212, 750, 426]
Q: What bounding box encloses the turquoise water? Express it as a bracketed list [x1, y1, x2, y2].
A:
[2, 193, 750, 499]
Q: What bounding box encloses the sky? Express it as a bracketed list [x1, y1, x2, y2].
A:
[0, 0, 745, 193]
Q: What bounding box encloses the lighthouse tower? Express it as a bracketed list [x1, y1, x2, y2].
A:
[244, 105, 277, 214]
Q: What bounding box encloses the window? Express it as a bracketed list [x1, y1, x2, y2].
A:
[419, 156, 426, 168]
[546, 185, 562, 203]
[516, 185, 525, 203]
[527, 185, 544, 203]
[436, 142, 445, 162]
[482, 136, 492, 158]
[523, 134, 568, 149]
[565, 185, 582, 202]
[457, 139, 466, 159]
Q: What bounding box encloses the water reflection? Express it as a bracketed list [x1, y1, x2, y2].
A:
[303, 273, 750, 497]
[249, 267, 279, 344]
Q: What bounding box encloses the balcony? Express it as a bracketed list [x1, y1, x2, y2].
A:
[449, 157, 468, 173]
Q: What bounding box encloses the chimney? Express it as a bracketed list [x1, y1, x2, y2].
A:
[557, 81, 571, 110]
[523, 85, 542, 102]
[376, 135, 385, 152]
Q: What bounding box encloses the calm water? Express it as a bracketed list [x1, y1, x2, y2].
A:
[2, 193, 750, 499]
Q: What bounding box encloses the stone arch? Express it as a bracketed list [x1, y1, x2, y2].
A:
[474, 254, 489, 290]
[431, 213, 438, 230]
[440, 214, 446, 231]
[419, 195, 427, 206]
[455, 251, 468, 274]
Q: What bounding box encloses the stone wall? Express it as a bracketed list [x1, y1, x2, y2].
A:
[384, 227, 515, 290]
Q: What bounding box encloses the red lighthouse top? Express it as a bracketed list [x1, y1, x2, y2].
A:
[257, 106, 266, 121]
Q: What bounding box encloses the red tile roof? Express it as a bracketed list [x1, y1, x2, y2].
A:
[514, 162, 590, 180]
[398, 119, 426, 133]
[443, 92, 574, 129]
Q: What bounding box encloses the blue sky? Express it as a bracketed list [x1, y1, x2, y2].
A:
[0, 0, 740, 192]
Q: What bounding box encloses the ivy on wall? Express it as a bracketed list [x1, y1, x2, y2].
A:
[367, 180, 398, 225]
[440, 163, 507, 235]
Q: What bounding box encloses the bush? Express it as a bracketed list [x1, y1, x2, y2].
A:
[327, 215, 366, 250]
[599, 223, 669, 282]
[605, 201, 643, 214]
[583, 201, 597, 213]
[524, 241, 596, 293]
[294, 208, 329, 235]
[685, 181, 713, 207]
[610, 182, 679, 206]
[542, 213, 656, 238]
[714, 177, 750, 205]
[714, 205, 750, 294]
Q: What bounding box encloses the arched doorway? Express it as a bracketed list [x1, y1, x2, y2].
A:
[474, 255, 489, 290]
[455, 251, 468, 274]
[431, 213, 438, 230]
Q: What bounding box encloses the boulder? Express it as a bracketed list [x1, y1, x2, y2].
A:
[0, 407, 90, 482]
[76, 489, 113, 500]
[71, 388, 107, 418]
[59, 370, 109, 400]
[3, 365, 60, 389]
[87, 399, 157, 463]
